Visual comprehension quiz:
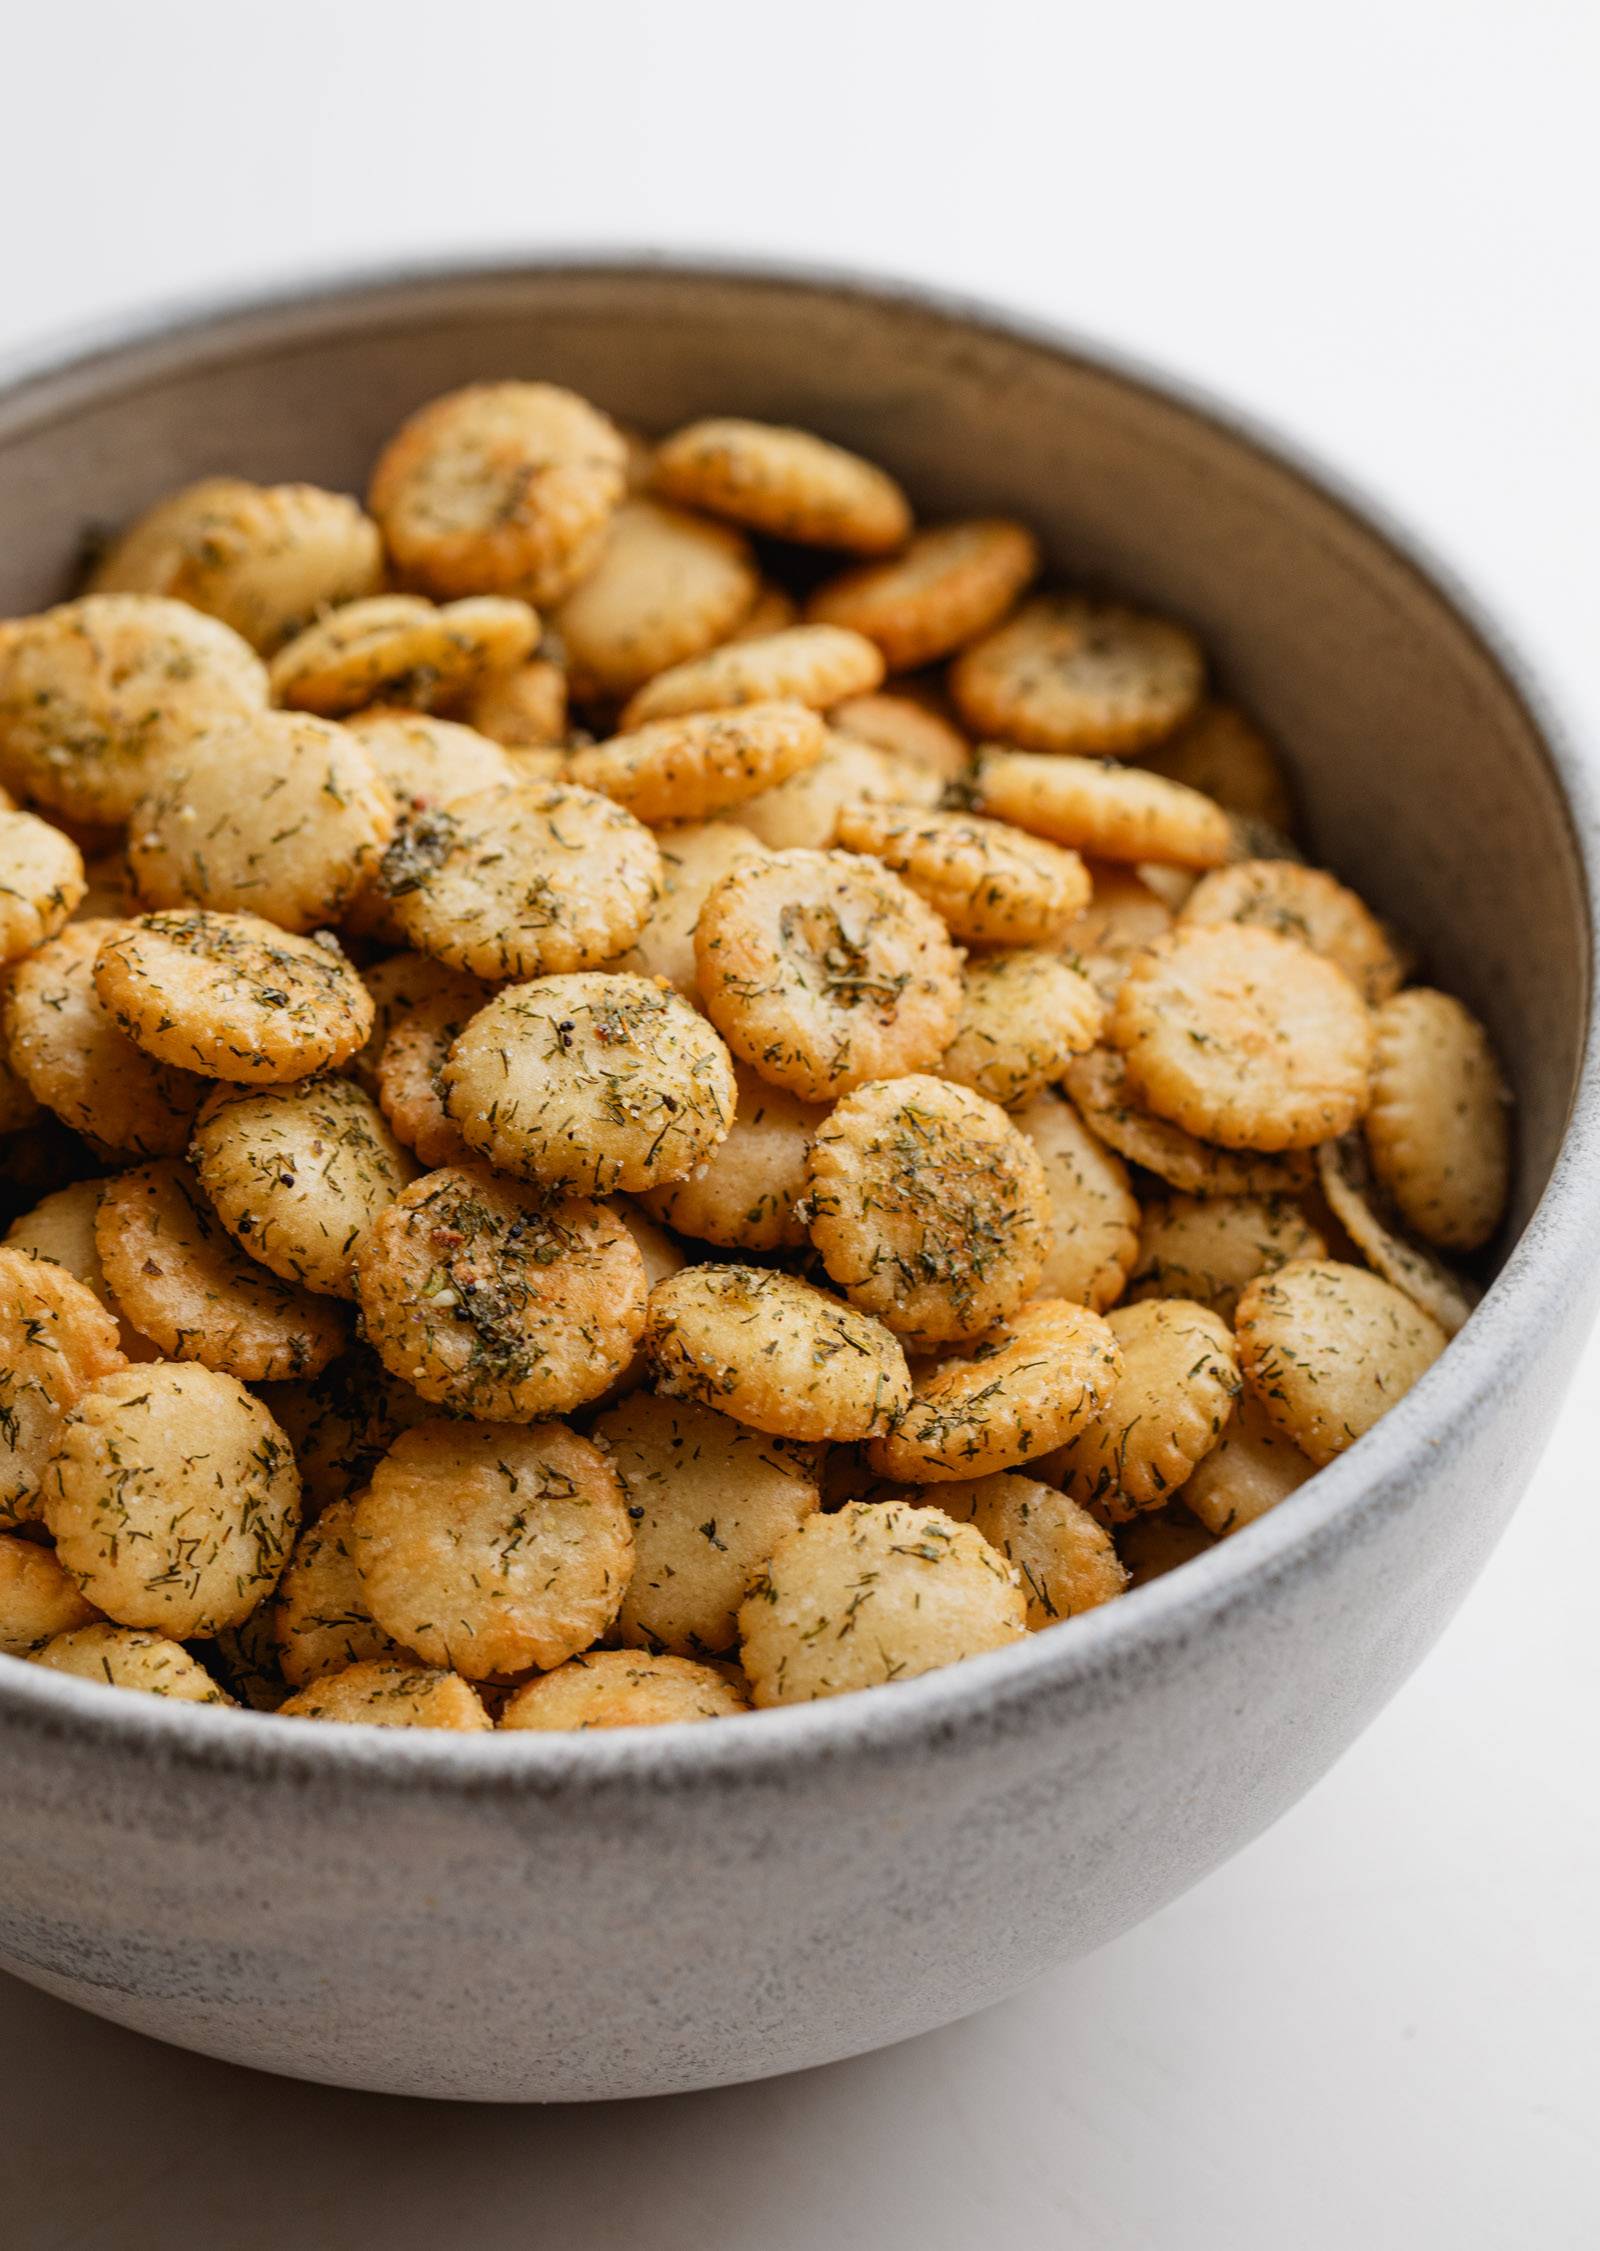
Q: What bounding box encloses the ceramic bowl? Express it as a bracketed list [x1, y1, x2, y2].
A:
[1, 258, 1595, 2102]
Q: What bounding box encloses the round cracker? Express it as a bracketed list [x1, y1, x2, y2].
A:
[1235, 1257, 1448, 1467]
[94, 912, 374, 1085]
[905, 1470, 1127, 1629]
[457, 656, 570, 750]
[95, 1160, 346, 1381]
[1110, 924, 1373, 1153]
[939, 949, 1105, 1109]
[830, 691, 971, 784]
[1127, 1192, 1326, 1322]
[695, 847, 964, 1101]
[951, 595, 1204, 755]
[277, 1655, 490, 1728]
[866, 1297, 1123, 1483]
[90, 476, 384, 653]
[652, 418, 911, 554]
[442, 971, 736, 1193]
[1140, 702, 1294, 832]
[620, 623, 885, 730]
[975, 747, 1232, 868]
[806, 519, 1039, 671]
[352, 1164, 646, 1419]
[344, 707, 514, 812]
[595, 1390, 820, 1658]
[1316, 1133, 1481, 1338]
[1040, 1299, 1241, 1522]
[729, 733, 940, 852]
[739, 1499, 1025, 1706]
[271, 1493, 406, 1686]
[190, 1074, 416, 1299]
[1013, 1089, 1141, 1312]
[606, 819, 768, 999]
[834, 800, 1090, 946]
[378, 778, 660, 981]
[0, 1531, 101, 1657]
[0, 808, 85, 964]
[4, 920, 206, 1156]
[44, 1362, 300, 1638]
[33, 1622, 234, 1704]
[127, 710, 395, 933]
[374, 970, 490, 1169]
[347, 949, 482, 1101]
[1180, 858, 1403, 1006]
[636, 1061, 823, 1251]
[1064, 860, 1174, 1001]
[368, 380, 627, 604]
[355, 1417, 632, 1679]
[268, 595, 539, 716]
[554, 497, 758, 701]
[257, 1343, 431, 1520]
[1364, 987, 1511, 1253]
[0, 1246, 127, 1530]
[568, 701, 825, 825]
[1062, 1046, 1312, 1196]
[646, 1263, 911, 1443]
[0, 594, 269, 824]
[1180, 1386, 1315, 1539]
[5, 1178, 160, 1361]
[501, 1650, 748, 1729]
[804, 1074, 1052, 1350]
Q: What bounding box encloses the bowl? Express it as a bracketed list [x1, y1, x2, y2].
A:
[1, 256, 1595, 2104]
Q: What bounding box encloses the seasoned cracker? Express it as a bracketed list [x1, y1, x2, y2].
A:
[257, 1343, 431, 1520]
[975, 747, 1232, 868]
[374, 969, 490, 1168]
[378, 778, 659, 980]
[568, 701, 826, 824]
[0, 1531, 100, 1657]
[1064, 860, 1174, 1000]
[1013, 1089, 1141, 1311]
[865, 1297, 1123, 1483]
[1364, 987, 1511, 1252]
[96, 1160, 346, 1380]
[1063, 1046, 1312, 1196]
[1316, 1133, 1480, 1338]
[912, 1470, 1127, 1629]
[352, 1164, 646, 1419]
[595, 1391, 820, 1657]
[806, 519, 1039, 671]
[190, 1074, 416, 1300]
[803, 1073, 1052, 1349]
[457, 655, 570, 749]
[269, 1492, 400, 1685]
[1180, 1386, 1315, 1539]
[951, 595, 1204, 755]
[554, 497, 758, 701]
[33, 1622, 234, 1704]
[1180, 858, 1403, 1005]
[346, 950, 479, 1100]
[501, 1650, 749, 1729]
[91, 476, 384, 653]
[442, 972, 736, 1193]
[94, 911, 375, 1083]
[0, 808, 85, 964]
[729, 732, 940, 851]
[269, 595, 539, 716]
[646, 1263, 911, 1443]
[829, 691, 971, 784]
[0, 1245, 126, 1529]
[620, 623, 885, 729]
[44, 1362, 300, 1637]
[738, 1499, 1025, 1706]
[128, 710, 395, 933]
[939, 949, 1105, 1108]
[636, 1061, 823, 1251]
[368, 379, 627, 604]
[345, 707, 514, 811]
[1111, 924, 1373, 1153]
[1141, 702, 1294, 832]
[606, 819, 767, 998]
[355, 1417, 632, 1678]
[834, 800, 1090, 946]
[277, 1655, 490, 1728]
[1040, 1299, 1240, 1522]
[0, 594, 269, 824]
[1235, 1257, 1447, 1466]
[695, 847, 964, 1100]
[1127, 1192, 1326, 1322]
[5, 1178, 159, 1361]
[652, 417, 911, 553]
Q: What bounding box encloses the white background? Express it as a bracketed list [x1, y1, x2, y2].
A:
[3, 3, 1597, 2243]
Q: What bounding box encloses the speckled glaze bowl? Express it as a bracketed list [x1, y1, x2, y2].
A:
[1, 259, 1595, 2103]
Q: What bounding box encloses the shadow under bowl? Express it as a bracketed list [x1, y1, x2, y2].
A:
[0, 255, 1595, 2102]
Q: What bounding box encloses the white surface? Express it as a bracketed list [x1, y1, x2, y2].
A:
[2, 3, 1597, 2243]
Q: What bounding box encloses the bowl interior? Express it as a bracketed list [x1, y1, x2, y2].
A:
[0, 261, 1586, 1234]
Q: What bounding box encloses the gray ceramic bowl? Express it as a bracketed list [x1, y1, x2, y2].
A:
[1, 257, 1596, 2104]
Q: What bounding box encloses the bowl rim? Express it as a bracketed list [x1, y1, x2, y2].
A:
[2, 247, 1596, 1792]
